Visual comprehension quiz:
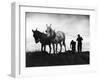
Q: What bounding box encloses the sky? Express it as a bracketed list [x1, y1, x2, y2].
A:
[25, 12, 90, 52]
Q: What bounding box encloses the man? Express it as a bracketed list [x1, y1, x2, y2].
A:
[70, 40, 76, 53]
[76, 34, 83, 53]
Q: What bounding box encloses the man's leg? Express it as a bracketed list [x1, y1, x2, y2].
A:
[79, 45, 82, 52]
[78, 45, 79, 53]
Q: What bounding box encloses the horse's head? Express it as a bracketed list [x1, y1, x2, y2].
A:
[45, 24, 52, 37]
[45, 24, 56, 39]
[32, 29, 41, 43]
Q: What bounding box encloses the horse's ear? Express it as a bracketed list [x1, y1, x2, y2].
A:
[32, 29, 34, 32]
[50, 24, 52, 27]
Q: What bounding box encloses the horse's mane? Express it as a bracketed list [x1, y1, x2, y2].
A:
[37, 30, 48, 38]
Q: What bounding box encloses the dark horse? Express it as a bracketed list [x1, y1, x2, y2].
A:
[32, 29, 52, 53]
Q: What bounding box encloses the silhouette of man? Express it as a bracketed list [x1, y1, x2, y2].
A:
[70, 40, 76, 52]
[76, 34, 83, 53]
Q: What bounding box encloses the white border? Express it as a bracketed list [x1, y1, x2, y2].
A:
[11, 2, 96, 78]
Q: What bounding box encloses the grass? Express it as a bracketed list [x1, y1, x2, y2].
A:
[26, 51, 90, 67]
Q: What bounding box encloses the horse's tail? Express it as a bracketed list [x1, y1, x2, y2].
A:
[63, 37, 66, 45]
[62, 33, 66, 51]
[62, 32, 66, 44]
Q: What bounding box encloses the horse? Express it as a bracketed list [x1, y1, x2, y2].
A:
[32, 29, 52, 53]
[45, 24, 66, 53]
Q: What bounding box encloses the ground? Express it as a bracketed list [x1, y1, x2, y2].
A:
[26, 51, 90, 67]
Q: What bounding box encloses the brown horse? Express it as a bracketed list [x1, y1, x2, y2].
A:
[45, 24, 66, 53]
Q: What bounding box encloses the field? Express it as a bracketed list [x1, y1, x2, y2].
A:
[26, 51, 90, 67]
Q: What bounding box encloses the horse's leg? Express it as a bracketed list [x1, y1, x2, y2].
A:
[60, 42, 62, 53]
[41, 44, 43, 52]
[52, 43, 55, 54]
[49, 44, 51, 54]
[63, 40, 66, 52]
[44, 45, 46, 52]
[56, 43, 58, 53]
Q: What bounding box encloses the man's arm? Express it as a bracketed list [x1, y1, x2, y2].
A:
[76, 38, 78, 41]
[81, 37, 83, 40]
